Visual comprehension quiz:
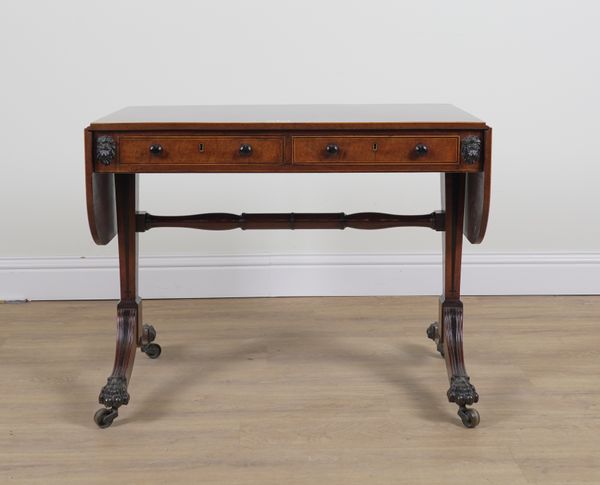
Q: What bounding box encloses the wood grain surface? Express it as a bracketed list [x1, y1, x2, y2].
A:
[292, 135, 459, 164]
[85, 128, 116, 245]
[1, 296, 599, 484]
[90, 104, 487, 131]
[120, 136, 284, 165]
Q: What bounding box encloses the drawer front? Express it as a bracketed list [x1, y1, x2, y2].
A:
[292, 136, 459, 164]
[119, 136, 284, 165]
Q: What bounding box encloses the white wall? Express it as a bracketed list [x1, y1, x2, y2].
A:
[1, 1, 599, 299]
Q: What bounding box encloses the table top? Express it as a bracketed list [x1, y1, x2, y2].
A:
[90, 104, 487, 130]
[86, 104, 492, 246]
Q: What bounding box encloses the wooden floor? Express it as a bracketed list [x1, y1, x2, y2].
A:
[1, 296, 599, 484]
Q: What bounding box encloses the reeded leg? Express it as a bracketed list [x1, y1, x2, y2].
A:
[94, 174, 161, 429]
[95, 300, 140, 428]
[441, 298, 479, 427]
[428, 173, 480, 428]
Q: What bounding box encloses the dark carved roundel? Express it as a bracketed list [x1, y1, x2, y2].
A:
[461, 135, 481, 165]
[96, 135, 117, 166]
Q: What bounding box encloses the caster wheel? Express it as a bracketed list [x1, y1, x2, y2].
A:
[458, 407, 480, 428]
[426, 322, 438, 340]
[142, 343, 162, 359]
[426, 322, 444, 357]
[436, 344, 445, 358]
[143, 324, 157, 343]
[94, 407, 118, 429]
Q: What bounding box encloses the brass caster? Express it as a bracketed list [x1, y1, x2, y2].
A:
[426, 322, 444, 357]
[141, 342, 162, 359]
[458, 407, 480, 428]
[94, 407, 118, 429]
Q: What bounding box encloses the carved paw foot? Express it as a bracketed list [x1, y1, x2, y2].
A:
[426, 322, 444, 357]
[99, 376, 130, 408]
[141, 324, 162, 359]
[447, 376, 479, 406]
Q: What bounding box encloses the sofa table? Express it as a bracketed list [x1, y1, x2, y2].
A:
[85, 104, 492, 429]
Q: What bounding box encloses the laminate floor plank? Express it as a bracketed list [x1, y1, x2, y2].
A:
[0, 296, 599, 484]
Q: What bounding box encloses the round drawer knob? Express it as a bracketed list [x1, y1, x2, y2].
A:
[149, 144, 163, 155]
[239, 144, 253, 156]
[325, 143, 339, 155]
[415, 144, 428, 155]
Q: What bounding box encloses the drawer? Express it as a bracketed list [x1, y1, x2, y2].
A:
[119, 136, 284, 165]
[292, 136, 459, 164]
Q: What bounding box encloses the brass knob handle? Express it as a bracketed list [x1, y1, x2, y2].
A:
[325, 143, 339, 155]
[415, 144, 428, 156]
[149, 144, 163, 155]
[239, 144, 253, 156]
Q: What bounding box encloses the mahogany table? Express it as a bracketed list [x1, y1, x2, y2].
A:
[85, 105, 492, 429]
